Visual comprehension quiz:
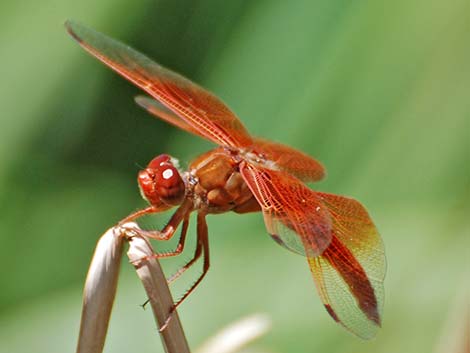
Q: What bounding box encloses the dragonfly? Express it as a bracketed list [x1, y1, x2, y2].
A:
[65, 20, 385, 339]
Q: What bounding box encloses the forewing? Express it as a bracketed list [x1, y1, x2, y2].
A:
[254, 138, 326, 182]
[309, 192, 385, 339]
[65, 21, 253, 148]
[240, 162, 332, 256]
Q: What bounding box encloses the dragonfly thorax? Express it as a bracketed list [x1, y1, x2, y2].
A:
[189, 148, 257, 213]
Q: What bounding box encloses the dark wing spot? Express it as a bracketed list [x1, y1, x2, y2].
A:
[324, 304, 340, 322]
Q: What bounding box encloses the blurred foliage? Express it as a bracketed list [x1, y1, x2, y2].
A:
[0, 0, 468, 352]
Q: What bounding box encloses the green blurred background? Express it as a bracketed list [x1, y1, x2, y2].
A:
[0, 0, 468, 352]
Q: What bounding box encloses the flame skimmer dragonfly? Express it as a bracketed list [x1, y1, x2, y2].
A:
[65, 20, 385, 339]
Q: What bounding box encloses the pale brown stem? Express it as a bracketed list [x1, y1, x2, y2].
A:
[76, 225, 125, 353]
[125, 225, 191, 353]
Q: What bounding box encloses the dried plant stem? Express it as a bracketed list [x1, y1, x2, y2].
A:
[126, 226, 191, 353]
[76, 225, 125, 353]
[76, 223, 190, 353]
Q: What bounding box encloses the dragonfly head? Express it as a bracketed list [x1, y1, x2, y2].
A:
[138, 154, 185, 207]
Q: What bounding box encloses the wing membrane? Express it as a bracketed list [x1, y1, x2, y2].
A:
[254, 138, 326, 182]
[65, 21, 253, 148]
[240, 162, 332, 256]
[310, 193, 385, 339]
[240, 161, 385, 338]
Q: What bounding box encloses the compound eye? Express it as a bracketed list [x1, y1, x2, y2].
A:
[147, 154, 171, 169]
[156, 164, 181, 190]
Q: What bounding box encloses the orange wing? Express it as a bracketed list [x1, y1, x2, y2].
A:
[253, 138, 326, 182]
[240, 162, 332, 257]
[65, 21, 253, 148]
[241, 161, 384, 338]
[310, 192, 385, 339]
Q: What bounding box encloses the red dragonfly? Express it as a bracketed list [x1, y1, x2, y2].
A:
[66, 20, 385, 339]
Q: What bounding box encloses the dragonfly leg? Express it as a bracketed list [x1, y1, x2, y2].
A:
[160, 213, 210, 331]
[173, 212, 210, 306]
[166, 220, 203, 283]
[155, 217, 189, 259]
[119, 199, 193, 241]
